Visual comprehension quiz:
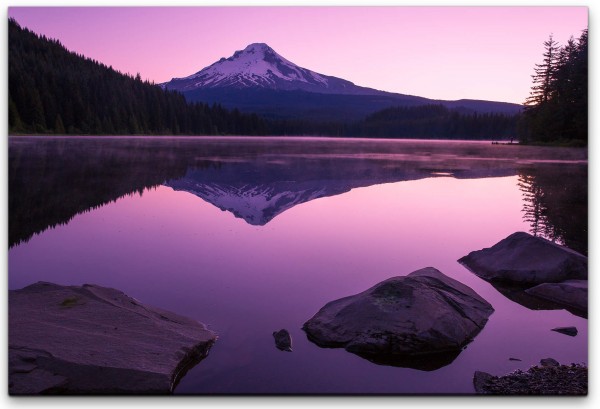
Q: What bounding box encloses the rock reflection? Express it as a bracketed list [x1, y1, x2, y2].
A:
[486, 281, 587, 319]
[353, 349, 463, 371]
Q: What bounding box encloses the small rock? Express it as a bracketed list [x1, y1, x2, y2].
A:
[540, 358, 560, 367]
[509, 357, 522, 361]
[551, 326, 578, 337]
[273, 329, 292, 352]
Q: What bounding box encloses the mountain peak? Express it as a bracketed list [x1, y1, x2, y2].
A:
[243, 42, 272, 52]
[164, 43, 361, 93]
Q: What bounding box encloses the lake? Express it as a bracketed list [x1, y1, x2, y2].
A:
[8, 136, 588, 394]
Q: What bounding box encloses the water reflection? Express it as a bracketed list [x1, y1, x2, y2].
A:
[8, 137, 588, 392]
[9, 137, 587, 252]
[485, 282, 587, 319]
[518, 166, 588, 255]
[352, 349, 462, 371]
[164, 157, 514, 226]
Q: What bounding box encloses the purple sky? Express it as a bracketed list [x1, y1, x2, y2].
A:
[8, 6, 587, 104]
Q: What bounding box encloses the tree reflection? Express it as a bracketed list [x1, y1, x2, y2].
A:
[518, 165, 587, 255]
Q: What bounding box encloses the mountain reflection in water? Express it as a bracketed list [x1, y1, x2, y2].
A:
[9, 137, 587, 256]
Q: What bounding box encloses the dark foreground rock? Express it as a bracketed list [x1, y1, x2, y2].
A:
[473, 359, 587, 395]
[303, 267, 493, 370]
[273, 329, 292, 352]
[459, 232, 587, 285]
[9, 282, 216, 394]
[526, 280, 587, 316]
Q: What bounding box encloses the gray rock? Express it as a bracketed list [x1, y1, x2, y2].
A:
[473, 362, 587, 395]
[273, 329, 292, 352]
[9, 282, 216, 394]
[459, 232, 587, 285]
[551, 326, 578, 337]
[473, 371, 496, 394]
[540, 358, 560, 367]
[302, 267, 493, 369]
[526, 280, 587, 316]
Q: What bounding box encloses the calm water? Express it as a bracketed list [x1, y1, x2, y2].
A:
[8, 136, 588, 394]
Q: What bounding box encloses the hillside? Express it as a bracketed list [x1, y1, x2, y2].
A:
[8, 19, 267, 136]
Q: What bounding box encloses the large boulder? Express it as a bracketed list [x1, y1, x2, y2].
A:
[9, 282, 216, 394]
[526, 279, 587, 317]
[302, 267, 493, 370]
[459, 232, 587, 285]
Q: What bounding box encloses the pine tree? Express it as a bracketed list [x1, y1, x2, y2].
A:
[525, 35, 560, 107]
[520, 30, 587, 145]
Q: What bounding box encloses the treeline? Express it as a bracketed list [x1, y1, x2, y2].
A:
[354, 105, 517, 139]
[268, 105, 518, 140]
[8, 18, 268, 136]
[519, 30, 588, 145]
[8, 18, 518, 140]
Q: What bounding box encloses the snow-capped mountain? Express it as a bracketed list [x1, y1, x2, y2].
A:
[163, 43, 381, 95]
[162, 42, 521, 121]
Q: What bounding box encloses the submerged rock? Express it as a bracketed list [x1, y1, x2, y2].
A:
[526, 280, 587, 317]
[551, 326, 578, 337]
[459, 232, 587, 285]
[302, 267, 493, 370]
[9, 282, 216, 395]
[273, 329, 292, 352]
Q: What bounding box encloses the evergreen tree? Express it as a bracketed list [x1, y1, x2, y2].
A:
[525, 35, 560, 107]
[520, 30, 588, 145]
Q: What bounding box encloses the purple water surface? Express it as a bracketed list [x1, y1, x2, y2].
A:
[8, 137, 587, 394]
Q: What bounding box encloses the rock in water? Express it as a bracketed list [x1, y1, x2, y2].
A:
[273, 329, 292, 352]
[526, 280, 587, 316]
[302, 267, 493, 369]
[551, 326, 578, 337]
[458, 232, 587, 285]
[9, 282, 217, 394]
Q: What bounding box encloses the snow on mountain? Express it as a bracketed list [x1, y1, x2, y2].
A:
[184, 43, 327, 86]
[162, 43, 381, 95]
